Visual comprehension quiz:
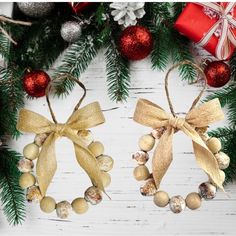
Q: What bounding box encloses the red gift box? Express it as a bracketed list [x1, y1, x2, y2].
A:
[175, 2, 236, 60]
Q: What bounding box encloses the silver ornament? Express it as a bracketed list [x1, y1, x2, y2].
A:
[169, 195, 186, 213]
[17, 3, 54, 18]
[60, 21, 82, 43]
[198, 182, 216, 200]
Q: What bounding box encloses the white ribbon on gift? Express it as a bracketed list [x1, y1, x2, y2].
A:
[196, 2, 236, 60]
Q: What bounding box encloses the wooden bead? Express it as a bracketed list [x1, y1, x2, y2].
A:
[97, 155, 114, 172]
[153, 191, 169, 207]
[84, 186, 102, 205]
[77, 130, 93, 146]
[169, 195, 186, 213]
[215, 152, 230, 170]
[185, 192, 201, 210]
[88, 141, 104, 157]
[40, 196, 56, 213]
[140, 178, 157, 196]
[23, 143, 39, 160]
[72, 198, 89, 214]
[138, 134, 155, 152]
[26, 186, 42, 203]
[17, 158, 34, 173]
[132, 151, 149, 165]
[198, 182, 216, 200]
[101, 171, 111, 187]
[56, 201, 72, 219]
[133, 165, 150, 181]
[19, 173, 36, 189]
[206, 137, 221, 154]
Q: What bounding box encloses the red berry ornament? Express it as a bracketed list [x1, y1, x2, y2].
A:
[23, 70, 50, 97]
[204, 61, 231, 88]
[119, 25, 153, 61]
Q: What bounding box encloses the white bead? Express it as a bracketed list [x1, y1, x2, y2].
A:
[215, 152, 230, 170]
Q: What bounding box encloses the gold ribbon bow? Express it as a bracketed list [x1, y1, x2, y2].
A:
[17, 77, 105, 196]
[133, 61, 225, 191]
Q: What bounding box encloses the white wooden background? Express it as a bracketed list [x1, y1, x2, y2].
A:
[1, 2, 236, 236]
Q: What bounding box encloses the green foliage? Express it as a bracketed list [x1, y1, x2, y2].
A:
[53, 33, 99, 96]
[0, 147, 25, 225]
[0, 66, 24, 138]
[105, 40, 130, 102]
[0, 32, 10, 60]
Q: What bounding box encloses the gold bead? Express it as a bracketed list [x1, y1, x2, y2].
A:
[40, 196, 56, 213]
[101, 171, 111, 187]
[215, 152, 230, 170]
[185, 192, 201, 210]
[19, 173, 36, 189]
[153, 191, 169, 207]
[23, 143, 39, 160]
[88, 141, 104, 157]
[77, 130, 93, 146]
[133, 165, 150, 181]
[97, 155, 114, 172]
[206, 137, 222, 154]
[72, 198, 89, 214]
[138, 134, 155, 152]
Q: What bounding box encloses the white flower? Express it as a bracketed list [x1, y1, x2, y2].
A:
[110, 2, 145, 27]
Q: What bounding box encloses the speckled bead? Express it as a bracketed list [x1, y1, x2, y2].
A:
[215, 152, 230, 170]
[84, 186, 102, 205]
[140, 178, 157, 196]
[198, 182, 217, 200]
[26, 186, 42, 203]
[56, 201, 72, 219]
[132, 151, 149, 165]
[169, 195, 186, 213]
[17, 158, 34, 173]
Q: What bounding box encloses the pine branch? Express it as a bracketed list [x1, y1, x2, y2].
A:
[53, 34, 99, 97]
[0, 147, 26, 225]
[0, 31, 10, 60]
[0, 66, 24, 137]
[230, 51, 236, 80]
[105, 39, 130, 102]
[170, 29, 196, 82]
[172, 2, 186, 20]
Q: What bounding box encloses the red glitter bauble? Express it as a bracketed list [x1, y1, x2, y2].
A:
[23, 70, 50, 97]
[119, 25, 153, 61]
[204, 61, 231, 88]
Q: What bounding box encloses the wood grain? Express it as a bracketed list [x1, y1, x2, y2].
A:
[0, 3, 236, 236]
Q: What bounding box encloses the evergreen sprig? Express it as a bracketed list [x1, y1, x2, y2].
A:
[53, 33, 99, 96]
[105, 39, 130, 102]
[0, 147, 25, 225]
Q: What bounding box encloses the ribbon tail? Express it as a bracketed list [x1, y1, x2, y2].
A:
[192, 141, 224, 190]
[73, 143, 105, 192]
[36, 133, 58, 196]
[152, 127, 174, 190]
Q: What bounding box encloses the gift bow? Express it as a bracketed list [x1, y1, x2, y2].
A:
[17, 102, 105, 196]
[196, 2, 236, 60]
[133, 98, 225, 190]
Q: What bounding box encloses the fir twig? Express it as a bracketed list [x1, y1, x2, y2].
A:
[0, 147, 26, 225]
[53, 34, 98, 97]
[105, 39, 130, 102]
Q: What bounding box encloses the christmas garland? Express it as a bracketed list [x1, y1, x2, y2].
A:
[0, 2, 235, 225]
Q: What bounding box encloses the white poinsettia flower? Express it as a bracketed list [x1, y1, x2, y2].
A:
[110, 2, 145, 27]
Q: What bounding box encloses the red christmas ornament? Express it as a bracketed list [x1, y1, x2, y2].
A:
[119, 25, 153, 61]
[23, 70, 50, 97]
[68, 2, 95, 14]
[204, 61, 231, 88]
